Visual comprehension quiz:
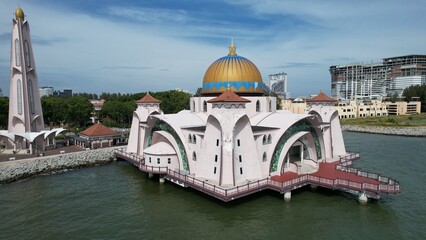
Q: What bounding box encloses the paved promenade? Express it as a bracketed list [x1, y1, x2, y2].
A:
[341, 125, 426, 137]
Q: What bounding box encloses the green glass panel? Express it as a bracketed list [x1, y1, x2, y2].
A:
[270, 119, 322, 172]
[148, 120, 189, 171]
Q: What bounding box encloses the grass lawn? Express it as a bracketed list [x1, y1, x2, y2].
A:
[340, 113, 426, 127]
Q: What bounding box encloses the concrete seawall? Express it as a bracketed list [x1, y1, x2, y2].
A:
[0, 147, 117, 184]
[342, 125, 426, 137]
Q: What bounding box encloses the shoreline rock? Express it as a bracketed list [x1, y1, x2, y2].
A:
[341, 125, 426, 137]
[0, 147, 117, 184]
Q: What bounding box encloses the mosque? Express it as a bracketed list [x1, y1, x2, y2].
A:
[117, 41, 400, 202]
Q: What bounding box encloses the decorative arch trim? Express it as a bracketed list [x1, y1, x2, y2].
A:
[148, 120, 189, 171]
[270, 119, 322, 172]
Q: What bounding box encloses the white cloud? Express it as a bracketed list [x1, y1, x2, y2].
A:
[0, 1, 424, 97]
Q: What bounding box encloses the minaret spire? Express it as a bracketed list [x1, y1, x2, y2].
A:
[8, 7, 44, 133]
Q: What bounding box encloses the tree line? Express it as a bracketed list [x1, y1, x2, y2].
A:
[0, 90, 192, 131]
[403, 85, 426, 112]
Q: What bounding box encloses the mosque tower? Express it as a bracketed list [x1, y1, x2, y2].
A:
[8, 7, 45, 133]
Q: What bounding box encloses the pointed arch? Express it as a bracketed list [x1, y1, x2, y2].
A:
[256, 100, 260, 112]
[270, 118, 322, 173]
[17, 79, 23, 115]
[203, 100, 207, 112]
[28, 79, 35, 114]
[24, 40, 31, 67]
[15, 39, 21, 66]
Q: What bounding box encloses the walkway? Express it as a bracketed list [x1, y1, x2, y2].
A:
[115, 149, 400, 202]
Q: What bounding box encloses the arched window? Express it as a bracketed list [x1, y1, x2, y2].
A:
[15, 39, 21, 66]
[188, 134, 192, 143]
[28, 79, 35, 114]
[17, 79, 22, 115]
[262, 135, 267, 145]
[267, 134, 272, 144]
[192, 100, 195, 112]
[262, 152, 267, 162]
[24, 40, 31, 67]
[256, 100, 260, 112]
[269, 100, 272, 112]
[193, 134, 196, 144]
[192, 152, 197, 161]
[203, 100, 207, 112]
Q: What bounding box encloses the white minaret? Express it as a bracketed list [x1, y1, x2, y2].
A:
[8, 7, 45, 133]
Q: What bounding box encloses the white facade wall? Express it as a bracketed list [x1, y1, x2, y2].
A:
[128, 94, 349, 187]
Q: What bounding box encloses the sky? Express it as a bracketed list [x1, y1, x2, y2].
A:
[0, 0, 425, 97]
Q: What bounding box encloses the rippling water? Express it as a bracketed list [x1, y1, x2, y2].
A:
[0, 132, 425, 239]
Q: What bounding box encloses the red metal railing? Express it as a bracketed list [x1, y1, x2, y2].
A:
[335, 161, 400, 193]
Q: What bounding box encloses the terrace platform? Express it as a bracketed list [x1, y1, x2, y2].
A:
[115, 149, 400, 202]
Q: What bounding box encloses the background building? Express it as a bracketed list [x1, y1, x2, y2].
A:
[39, 87, 54, 97]
[0, 88, 3, 97]
[268, 72, 289, 99]
[53, 89, 72, 97]
[330, 55, 426, 99]
[385, 100, 421, 115]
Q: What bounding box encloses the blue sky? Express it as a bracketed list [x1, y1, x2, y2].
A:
[0, 0, 425, 97]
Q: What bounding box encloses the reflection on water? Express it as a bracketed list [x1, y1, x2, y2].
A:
[0, 132, 425, 239]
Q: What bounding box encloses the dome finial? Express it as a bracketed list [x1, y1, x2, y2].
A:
[228, 37, 237, 56]
[15, 6, 25, 20]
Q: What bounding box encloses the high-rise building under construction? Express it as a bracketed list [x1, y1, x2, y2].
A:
[330, 55, 426, 99]
[268, 72, 289, 99]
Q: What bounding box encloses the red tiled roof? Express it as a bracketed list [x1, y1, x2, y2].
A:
[207, 90, 251, 103]
[306, 91, 337, 102]
[136, 93, 161, 103]
[80, 123, 118, 136]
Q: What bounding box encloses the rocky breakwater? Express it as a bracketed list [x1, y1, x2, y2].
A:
[342, 125, 426, 137]
[0, 148, 116, 184]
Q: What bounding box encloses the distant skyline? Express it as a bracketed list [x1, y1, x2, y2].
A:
[1, 0, 425, 97]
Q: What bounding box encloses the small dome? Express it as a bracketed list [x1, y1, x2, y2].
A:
[202, 41, 264, 95]
[15, 7, 25, 20]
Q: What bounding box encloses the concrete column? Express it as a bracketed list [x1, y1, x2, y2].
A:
[159, 176, 165, 184]
[148, 173, 154, 178]
[358, 192, 368, 204]
[284, 191, 291, 202]
[286, 154, 290, 167]
[300, 145, 304, 161]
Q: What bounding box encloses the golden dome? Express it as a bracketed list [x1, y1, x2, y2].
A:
[15, 7, 24, 20]
[202, 41, 264, 95]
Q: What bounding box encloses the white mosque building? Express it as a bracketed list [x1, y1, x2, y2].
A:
[123, 42, 357, 187]
[119, 41, 400, 202]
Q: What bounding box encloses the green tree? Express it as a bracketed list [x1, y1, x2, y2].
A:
[194, 88, 202, 97]
[99, 100, 135, 127]
[0, 97, 9, 129]
[41, 96, 67, 126]
[64, 96, 93, 128]
[152, 90, 191, 113]
[403, 85, 426, 112]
